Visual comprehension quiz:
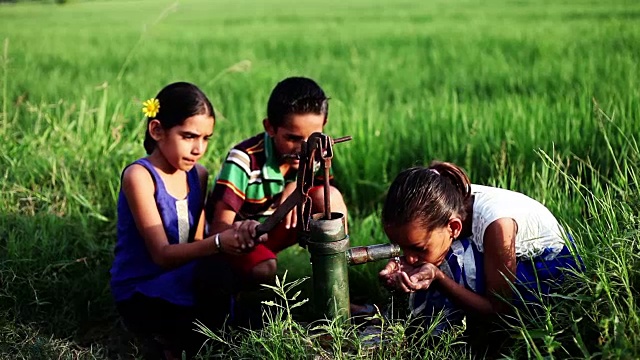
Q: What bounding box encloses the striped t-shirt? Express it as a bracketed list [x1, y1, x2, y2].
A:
[210, 132, 328, 221]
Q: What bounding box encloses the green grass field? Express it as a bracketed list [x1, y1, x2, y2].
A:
[1, 0, 640, 358]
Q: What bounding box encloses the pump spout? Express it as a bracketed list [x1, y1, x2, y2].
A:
[347, 243, 402, 266]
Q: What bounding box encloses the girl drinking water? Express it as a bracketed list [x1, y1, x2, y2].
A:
[379, 161, 583, 338]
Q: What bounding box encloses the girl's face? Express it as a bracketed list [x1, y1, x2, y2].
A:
[384, 219, 461, 267]
[151, 114, 215, 172]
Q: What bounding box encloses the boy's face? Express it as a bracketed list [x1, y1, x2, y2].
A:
[264, 113, 325, 170]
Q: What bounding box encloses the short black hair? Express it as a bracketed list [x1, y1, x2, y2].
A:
[143, 82, 215, 154]
[266, 77, 329, 128]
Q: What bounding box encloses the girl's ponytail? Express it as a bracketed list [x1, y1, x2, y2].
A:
[382, 161, 472, 231]
[429, 161, 471, 200]
[142, 82, 215, 155]
[428, 161, 471, 201]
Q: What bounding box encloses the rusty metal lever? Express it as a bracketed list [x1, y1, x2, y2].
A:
[254, 133, 352, 239]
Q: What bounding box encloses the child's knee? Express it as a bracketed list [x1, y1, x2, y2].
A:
[250, 259, 277, 284]
[310, 186, 346, 213]
[328, 186, 345, 204]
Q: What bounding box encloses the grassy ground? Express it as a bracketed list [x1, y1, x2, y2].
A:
[1, 0, 639, 358]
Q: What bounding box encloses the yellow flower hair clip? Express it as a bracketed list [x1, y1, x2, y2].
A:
[142, 98, 160, 118]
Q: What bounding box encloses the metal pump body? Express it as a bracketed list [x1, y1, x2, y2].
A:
[255, 133, 401, 320]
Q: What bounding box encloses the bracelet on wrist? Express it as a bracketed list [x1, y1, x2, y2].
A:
[214, 233, 222, 252]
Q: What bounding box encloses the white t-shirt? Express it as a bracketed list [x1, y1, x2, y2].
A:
[469, 184, 566, 259]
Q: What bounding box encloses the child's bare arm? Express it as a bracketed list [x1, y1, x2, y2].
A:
[194, 210, 207, 241]
[432, 218, 517, 316]
[481, 218, 517, 313]
[280, 182, 298, 229]
[432, 267, 496, 315]
[194, 164, 209, 241]
[208, 201, 237, 234]
[207, 201, 267, 250]
[206, 154, 249, 235]
[123, 165, 260, 267]
[123, 165, 219, 267]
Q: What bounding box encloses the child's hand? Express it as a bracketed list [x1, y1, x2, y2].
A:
[280, 182, 298, 229]
[379, 257, 419, 292]
[405, 263, 440, 291]
[220, 220, 268, 254]
[379, 256, 404, 278]
[379, 257, 440, 292]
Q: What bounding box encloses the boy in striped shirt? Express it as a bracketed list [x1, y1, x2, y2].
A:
[206, 77, 348, 286]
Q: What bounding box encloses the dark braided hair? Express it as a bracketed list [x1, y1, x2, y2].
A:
[143, 82, 215, 154]
[382, 161, 472, 231]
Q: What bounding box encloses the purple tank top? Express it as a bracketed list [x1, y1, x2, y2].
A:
[110, 158, 203, 306]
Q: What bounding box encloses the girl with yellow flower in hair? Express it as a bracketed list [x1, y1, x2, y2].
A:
[110, 82, 266, 359]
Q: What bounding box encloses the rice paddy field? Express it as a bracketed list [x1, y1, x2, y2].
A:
[1, 0, 640, 358]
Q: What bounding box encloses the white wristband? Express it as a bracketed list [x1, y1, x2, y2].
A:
[214, 233, 222, 252]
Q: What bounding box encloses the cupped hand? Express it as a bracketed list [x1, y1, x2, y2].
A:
[405, 263, 439, 291]
[378, 257, 440, 292]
